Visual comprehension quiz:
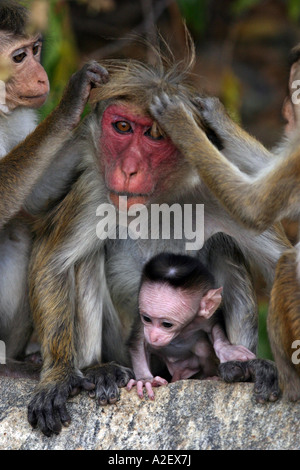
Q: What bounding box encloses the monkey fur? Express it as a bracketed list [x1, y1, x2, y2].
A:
[25, 51, 289, 435]
[0, 1, 110, 362]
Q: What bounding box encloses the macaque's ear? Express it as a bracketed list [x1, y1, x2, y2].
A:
[199, 287, 223, 318]
[283, 48, 300, 134]
[282, 96, 296, 133]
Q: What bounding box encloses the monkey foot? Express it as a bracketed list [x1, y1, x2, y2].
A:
[219, 359, 280, 403]
[84, 361, 134, 406]
[28, 372, 95, 437]
[127, 376, 168, 400]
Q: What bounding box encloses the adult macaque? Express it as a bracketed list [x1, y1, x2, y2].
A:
[0, 0, 50, 221]
[148, 52, 300, 401]
[127, 253, 256, 399]
[27, 53, 287, 436]
[0, 0, 109, 361]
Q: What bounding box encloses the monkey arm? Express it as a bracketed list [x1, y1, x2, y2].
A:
[127, 324, 168, 400]
[128, 332, 153, 382]
[27, 183, 101, 436]
[28, 261, 95, 436]
[0, 61, 109, 228]
[150, 94, 300, 232]
[28, 226, 96, 436]
[195, 96, 273, 175]
[211, 323, 256, 363]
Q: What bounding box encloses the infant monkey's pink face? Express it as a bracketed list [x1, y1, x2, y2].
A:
[138, 282, 201, 348]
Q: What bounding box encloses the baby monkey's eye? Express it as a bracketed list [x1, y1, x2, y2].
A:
[145, 123, 164, 140]
[113, 121, 132, 134]
[142, 315, 152, 323]
[162, 321, 173, 329]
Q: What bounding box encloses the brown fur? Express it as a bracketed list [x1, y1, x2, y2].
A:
[268, 249, 300, 400]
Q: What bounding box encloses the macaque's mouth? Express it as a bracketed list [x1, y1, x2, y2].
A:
[21, 93, 49, 100]
[109, 191, 151, 210]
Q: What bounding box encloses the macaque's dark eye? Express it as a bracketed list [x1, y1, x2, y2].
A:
[142, 315, 152, 323]
[113, 121, 132, 134]
[162, 321, 173, 328]
[144, 124, 164, 140]
[33, 44, 40, 56]
[13, 51, 26, 63]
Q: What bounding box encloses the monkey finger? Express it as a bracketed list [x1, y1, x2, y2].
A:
[145, 382, 155, 400]
[160, 92, 172, 106]
[151, 376, 168, 387]
[81, 378, 96, 392]
[57, 405, 72, 428]
[96, 382, 119, 405]
[85, 61, 109, 86]
[28, 401, 38, 428]
[126, 379, 137, 391]
[37, 414, 54, 437]
[136, 381, 146, 399]
[115, 364, 135, 388]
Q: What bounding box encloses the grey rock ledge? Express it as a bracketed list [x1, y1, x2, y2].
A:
[0, 377, 299, 450]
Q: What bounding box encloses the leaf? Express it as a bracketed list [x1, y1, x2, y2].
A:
[220, 67, 242, 124]
[288, 0, 300, 22]
[231, 0, 261, 16]
[176, 0, 208, 35]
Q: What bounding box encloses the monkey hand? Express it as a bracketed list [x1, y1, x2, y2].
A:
[150, 93, 199, 139]
[126, 376, 168, 400]
[84, 362, 134, 405]
[216, 343, 256, 363]
[58, 61, 109, 130]
[193, 96, 231, 132]
[27, 372, 95, 437]
[219, 359, 280, 403]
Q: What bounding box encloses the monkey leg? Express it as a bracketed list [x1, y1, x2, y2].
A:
[267, 248, 300, 401]
[0, 219, 33, 359]
[84, 362, 134, 405]
[219, 359, 280, 403]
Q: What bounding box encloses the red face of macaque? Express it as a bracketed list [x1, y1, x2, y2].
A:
[100, 102, 180, 210]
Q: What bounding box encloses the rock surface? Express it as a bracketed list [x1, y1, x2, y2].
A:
[0, 377, 300, 450]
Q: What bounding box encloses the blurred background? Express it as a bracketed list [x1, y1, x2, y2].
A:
[21, 0, 300, 359]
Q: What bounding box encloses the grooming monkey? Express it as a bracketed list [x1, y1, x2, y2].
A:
[148, 48, 300, 401]
[127, 252, 256, 399]
[27, 50, 288, 436]
[0, 0, 109, 360]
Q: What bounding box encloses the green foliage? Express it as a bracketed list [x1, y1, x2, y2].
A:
[258, 303, 273, 360]
[230, 0, 261, 15]
[39, 0, 79, 120]
[287, 0, 300, 22]
[176, 0, 208, 35]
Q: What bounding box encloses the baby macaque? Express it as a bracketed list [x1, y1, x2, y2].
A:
[127, 253, 256, 399]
